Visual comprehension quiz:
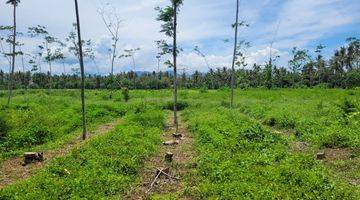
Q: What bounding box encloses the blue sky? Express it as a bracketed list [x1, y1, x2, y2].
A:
[0, 0, 359, 75]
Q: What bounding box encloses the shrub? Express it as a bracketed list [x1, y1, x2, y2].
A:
[321, 132, 351, 148]
[122, 87, 130, 102]
[163, 101, 189, 111]
[199, 87, 208, 93]
[339, 98, 357, 116]
[242, 124, 266, 141]
[265, 117, 276, 127]
[0, 114, 8, 140]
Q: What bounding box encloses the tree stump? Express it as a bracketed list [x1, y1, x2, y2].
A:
[163, 140, 180, 146]
[165, 152, 174, 162]
[316, 152, 326, 160]
[23, 152, 44, 166]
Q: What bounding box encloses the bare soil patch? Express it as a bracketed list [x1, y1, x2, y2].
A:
[0, 118, 122, 189]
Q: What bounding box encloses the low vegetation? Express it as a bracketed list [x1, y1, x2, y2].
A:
[0, 101, 165, 199]
[0, 90, 128, 160]
[0, 89, 359, 199]
[183, 107, 358, 199]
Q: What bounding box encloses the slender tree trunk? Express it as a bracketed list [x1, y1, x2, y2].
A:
[109, 39, 118, 99]
[173, 3, 179, 132]
[230, 0, 239, 109]
[20, 47, 28, 103]
[45, 42, 52, 90]
[7, 3, 16, 106]
[132, 56, 136, 90]
[74, 0, 87, 140]
[49, 61, 52, 89]
[157, 58, 160, 90]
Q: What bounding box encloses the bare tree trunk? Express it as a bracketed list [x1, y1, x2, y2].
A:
[230, 0, 239, 109]
[74, 0, 87, 140]
[132, 56, 136, 90]
[45, 42, 53, 90]
[157, 58, 160, 90]
[173, 3, 179, 132]
[109, 38, 117, 99]
[7, 3, 16, 106]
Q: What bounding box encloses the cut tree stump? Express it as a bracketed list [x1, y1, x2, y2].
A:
[316, 152, 326, 160]
[172, 133, 183, 139]
[23, 152, 44, 166]
[165, 152, 174, 162]
[163, 140, 180, 146]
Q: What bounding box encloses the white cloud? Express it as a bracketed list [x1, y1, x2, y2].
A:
[0, 0, 359, 74]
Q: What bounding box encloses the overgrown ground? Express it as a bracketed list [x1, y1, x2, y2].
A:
[0, 88, 359, 199]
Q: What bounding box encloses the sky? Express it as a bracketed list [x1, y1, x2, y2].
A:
[0, 0, 359, 75]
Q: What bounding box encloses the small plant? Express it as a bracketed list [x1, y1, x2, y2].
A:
[339, 98, 356, 116]
[266, 117, 277, 127]
[0, 114, 8, 140]
[163, 101, 188, 111]
[321, 132, 351, 148]
[122, 87, 130, 102]
[199, 87, 208, 93]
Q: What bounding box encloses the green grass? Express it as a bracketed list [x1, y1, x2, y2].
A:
[0, 105, 166, 199]
[233, 89, 360, 148]
[0, 88, 359, 199]
[0, 90, 129, 161]
[182, 107, 358, 199]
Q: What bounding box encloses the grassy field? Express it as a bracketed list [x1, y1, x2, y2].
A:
[0, 88, 359, 199]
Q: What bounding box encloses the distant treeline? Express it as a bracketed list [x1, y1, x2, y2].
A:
[0, 38, 359, 89]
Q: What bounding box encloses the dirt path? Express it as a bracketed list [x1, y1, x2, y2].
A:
[124, 112, 197, 199]
[0, 118, 123, 189]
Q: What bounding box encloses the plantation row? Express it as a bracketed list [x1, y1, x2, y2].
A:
[0, 89, 359, 199]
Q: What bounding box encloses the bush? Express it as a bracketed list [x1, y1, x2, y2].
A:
[122, 87, 130, 102]
[199, 87, 208, 93]
[265, 117, 276, 127]
[0, 114, 8, 140]
[163, 101, 189, 111]
[339, 98, 357, 116]
[321, 132, 351, 148]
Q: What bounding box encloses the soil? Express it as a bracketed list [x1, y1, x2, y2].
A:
[0, 118, 123, 189]
[124, 112, 197, 199]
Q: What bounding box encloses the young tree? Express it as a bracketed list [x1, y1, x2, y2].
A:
[265, 21, 281, 89]
[194, 45, 215, 88]
[156, 54, 161, 89]
[98, 4, 122, 98]
[230, 0, 239, 109]
[0, 26, 13, 72]
[73, 0, 87, 140]
[288, 47, 311, 86]
[6, 0, 20, 105]
[28, 25, 64, 89]
[119, 48, 140, 89]
[65, 23, 96, 74]
[155, 0, 183, 132]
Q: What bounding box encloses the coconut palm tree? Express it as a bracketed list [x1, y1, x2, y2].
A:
[6, 0, 20, 106]
[74, 0, 87, 140]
